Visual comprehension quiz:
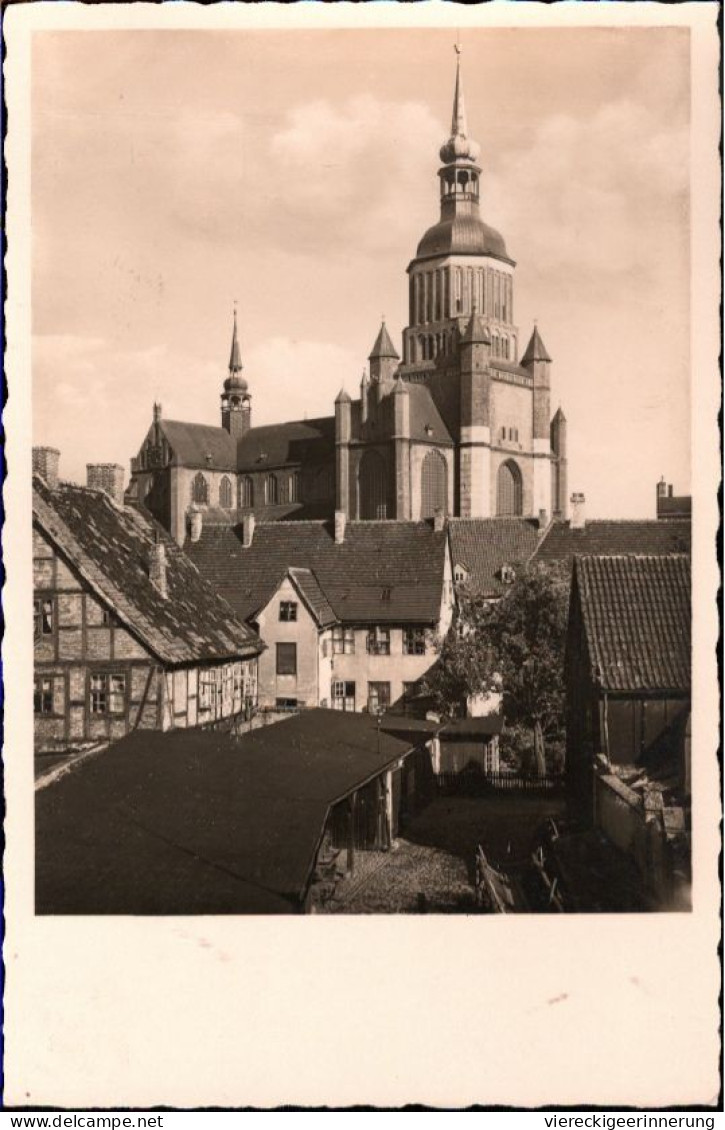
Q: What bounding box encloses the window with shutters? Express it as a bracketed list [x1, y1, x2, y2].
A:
[89, 672, 126, 715]
[276, 642, 297, 676]
[420, 450, 448, 519]
[331, 680, 356, 712]
[367, 682, 391, 714]
[332, 626, 355, 655]
[496, 460, 523, 516]
[403, 627, 426, 656]
[366, 627, 391, 656]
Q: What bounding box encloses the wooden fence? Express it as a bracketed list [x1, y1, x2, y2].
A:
[436, 770, 564, 796]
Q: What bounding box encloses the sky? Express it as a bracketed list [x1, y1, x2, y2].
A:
[32, 26, 691, 517]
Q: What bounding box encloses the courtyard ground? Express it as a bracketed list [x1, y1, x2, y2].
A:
[321, 792, 567, 914]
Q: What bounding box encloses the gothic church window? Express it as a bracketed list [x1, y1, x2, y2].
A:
[420, 450, 448, 519]
[240, 476, 254, 508]
[496, 460, 523, 517]
[219, 476, 232, 509]
[358, 450, 388, 520]
[192, 473, 209, 506]
[265, 474, 279, 505]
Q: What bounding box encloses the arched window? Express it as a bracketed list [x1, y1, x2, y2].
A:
[265, 474, 278, 505]
[219, 476, 232, 509]
[289, 472, 300, 503]
[358, 450, 388, 520]
[240, 476, 254, 508]
[496, 460, 523, 517]
[420, 450, 448, 519]
[191, 472, 209, 506]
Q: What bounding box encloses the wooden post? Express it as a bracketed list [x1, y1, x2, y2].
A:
[346, 792, 356, 874]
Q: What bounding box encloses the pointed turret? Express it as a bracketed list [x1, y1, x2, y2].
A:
[461, 299, 491, 345]
[368, 320, 400, 362]
[521, 325, 552, 366]
[369, 319, 399, 389]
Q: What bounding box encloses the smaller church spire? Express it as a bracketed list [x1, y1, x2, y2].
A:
[368, 319, 400, 361]
[440, 45, 481, 165]
[229, 304, 243, 373]
[521, 325, 552, 365]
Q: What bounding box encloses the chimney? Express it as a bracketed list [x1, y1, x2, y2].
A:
[86, 463, 125, 506]
[148, 536, 168, 599]
[570, 492, 586, 530]
[433, 508, 445, 533]
[334, 509, 346, 544]
[153, 402, 162, 424]
[32, 446, 60, 489]
[242, 512, 255, 548]
[189, 505, 203, 543]
[668, 484, 674, 498]
[656, 476, 668, 499]
[538, 508, 548, 529]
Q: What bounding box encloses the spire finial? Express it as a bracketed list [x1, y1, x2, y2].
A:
[440, 43, 480, 165]
[229, 303, 242, 373]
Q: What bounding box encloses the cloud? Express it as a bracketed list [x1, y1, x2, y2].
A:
[245, 336, 360, 425]
[485, 99, 688, 279]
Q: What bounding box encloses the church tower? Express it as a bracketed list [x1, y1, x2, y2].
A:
[401, 46, 518, 374]
[220, 307, 251, 440]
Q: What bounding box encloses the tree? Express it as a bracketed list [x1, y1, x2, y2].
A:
[424, 563, 570, 774]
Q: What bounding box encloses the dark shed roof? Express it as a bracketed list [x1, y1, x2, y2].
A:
[36, 711, 416, 915]
[534, 519, 691, 568]
[236, 417, 335, 472]
[186, 519, 449, 625]
[448, 518, 541, 597]
[33, 477, 261, 665]
[573, 554, 691, 695]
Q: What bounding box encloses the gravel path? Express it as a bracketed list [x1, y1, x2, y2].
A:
[321, 794, 566, 914]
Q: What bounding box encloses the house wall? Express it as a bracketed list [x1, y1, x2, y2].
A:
[331, 626, 439, 712]
[33, 527, 257, 751]
[256, 576, 326, 709]
[593, 767, 673, 908]
[599, 695, 690, 766]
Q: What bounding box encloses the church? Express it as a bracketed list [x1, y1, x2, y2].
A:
[127, 52, 568, 545]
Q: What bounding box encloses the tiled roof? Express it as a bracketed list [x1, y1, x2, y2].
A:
[236, 417, 335, 472]
[186, 519, 449, 625]
[201, 501, 334, 526]
[407, 384, 454, 445]
[161, 420, 237, 471]
[448, 518, 542, 597]
[573, 555, 691, 694]
[533, 519, 691, 567]
[288, 568, 337, 628]
[33, 477, 261, 666]
[36, 711, 416, 914]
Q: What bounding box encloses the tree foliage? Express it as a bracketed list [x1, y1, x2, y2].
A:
[425, 563, 570, 769]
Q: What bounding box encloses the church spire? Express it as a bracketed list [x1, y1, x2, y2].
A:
[440, 45, 480, 165]
[228, 305, 243, 373]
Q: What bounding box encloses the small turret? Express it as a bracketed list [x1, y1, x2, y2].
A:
[360, 368, 370, 425]
[369, 319, 399, 393]
[335, 387, 352, 517]
[550, 405, 568, 520]
[522, 324, 552, 443]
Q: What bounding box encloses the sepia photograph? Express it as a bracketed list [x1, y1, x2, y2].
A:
[4, 0, 720, 1110]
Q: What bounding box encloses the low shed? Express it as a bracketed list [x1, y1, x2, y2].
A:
[36, 709, 428, 915]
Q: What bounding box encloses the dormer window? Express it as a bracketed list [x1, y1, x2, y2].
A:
[425, 424, 434, 437]
[500, 564, 516, 585]
[454, 564, 469, 585]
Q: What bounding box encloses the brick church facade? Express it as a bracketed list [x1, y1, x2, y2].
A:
[127, 51, 568, 543]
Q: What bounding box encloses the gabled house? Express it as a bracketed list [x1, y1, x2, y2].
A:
[32, 448, 262, 754]
[185, 510, 454, 714]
